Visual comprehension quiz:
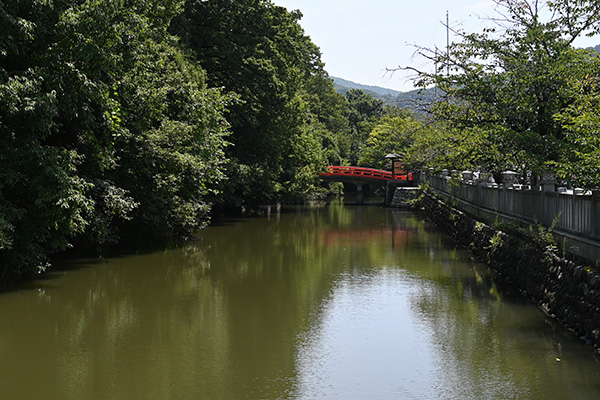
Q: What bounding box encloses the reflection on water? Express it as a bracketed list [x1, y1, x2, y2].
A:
[0, 199, 600, 399]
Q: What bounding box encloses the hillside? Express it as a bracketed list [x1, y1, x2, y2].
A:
[331, 76, 435, 112]
[332, 77, 404, 97]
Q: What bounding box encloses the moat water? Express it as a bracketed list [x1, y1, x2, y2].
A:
[1, 198, 600, 399]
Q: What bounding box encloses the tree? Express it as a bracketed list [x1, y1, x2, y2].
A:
[358, 110, 421, 169]
[345, 89, 385, 165]
[406, 0, 600, 180]
[53, 0, 233, 240]
[173, 0, 329, 207]
[300, 74, 351, 166]
[553, 49, 600, 187]
[0, 0, 232, 280]
[0, 0, 94, 279]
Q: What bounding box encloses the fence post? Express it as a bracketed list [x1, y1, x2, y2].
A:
[502, 171, 518, 216]
[593, 190, 600, 237]
[540, 171, 556, 226]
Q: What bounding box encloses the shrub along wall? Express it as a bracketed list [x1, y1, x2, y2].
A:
[412, 189, 600, 351]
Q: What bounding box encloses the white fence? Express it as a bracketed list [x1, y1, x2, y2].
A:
[425, 172, 600, 263]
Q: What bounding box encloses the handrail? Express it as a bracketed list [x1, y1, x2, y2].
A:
[320, 166, 413, 182]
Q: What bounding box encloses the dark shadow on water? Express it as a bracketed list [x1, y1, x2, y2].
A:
[2, 196, 385, 295]
[0, 258, 106, 295]
[208, 196, 386, 226]
[1, 234, 193, 295]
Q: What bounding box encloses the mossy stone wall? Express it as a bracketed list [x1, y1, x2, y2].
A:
[414, 190, 600, 350]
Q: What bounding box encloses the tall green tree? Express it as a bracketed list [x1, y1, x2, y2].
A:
[345, 89, 385, 165]
[52, 0, 232, 240]
[0, 0, 93, 279]
[408, 0, 600, 179]
[173, 0, 328, 207]
[301, 74, 351, 166]
[358, 109, 427, 170]
[553, 49, 600, 187]
[0, 0, 231, 280]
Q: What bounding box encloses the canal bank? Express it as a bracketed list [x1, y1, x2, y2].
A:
[392, 186, 600, 351]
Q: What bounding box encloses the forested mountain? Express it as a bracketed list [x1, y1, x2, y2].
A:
[332, 77, 435, 112]
[332, 77, 403, 97]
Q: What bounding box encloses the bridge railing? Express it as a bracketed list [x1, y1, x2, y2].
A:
[320, 166, 413, 182]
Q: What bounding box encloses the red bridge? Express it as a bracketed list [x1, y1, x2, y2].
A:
[319, 166, 414, 204]
[319, 166, 413, 184]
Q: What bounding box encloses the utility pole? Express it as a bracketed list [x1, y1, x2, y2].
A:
[434, 48, 438, 99]
[446, 10, 450, 77]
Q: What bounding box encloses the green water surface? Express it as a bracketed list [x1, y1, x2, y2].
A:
[1, 199, 599, 399]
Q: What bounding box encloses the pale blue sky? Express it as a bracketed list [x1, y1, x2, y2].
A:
[272, 0, 598, 91]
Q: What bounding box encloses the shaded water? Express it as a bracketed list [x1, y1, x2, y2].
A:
[1, 199, 600, 399]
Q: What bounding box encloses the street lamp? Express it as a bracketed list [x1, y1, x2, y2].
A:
[385, 153, 402, 180]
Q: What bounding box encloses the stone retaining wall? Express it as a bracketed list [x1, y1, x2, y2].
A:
[411, 189, 600, 351]
[389, 186, 421, 208]
[425, 173, 600, 263]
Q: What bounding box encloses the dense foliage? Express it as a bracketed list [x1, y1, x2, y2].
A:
[0, 0, 391, 281]
[172, 0, 335, 206]
[402, 0, 600, 184]
[10, 0, 600, 281]
[0, 0, 231, 280]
